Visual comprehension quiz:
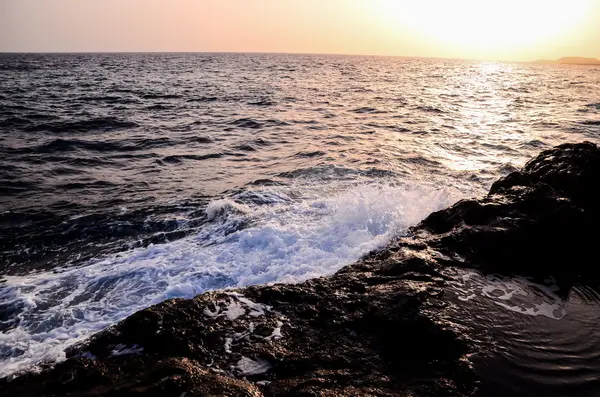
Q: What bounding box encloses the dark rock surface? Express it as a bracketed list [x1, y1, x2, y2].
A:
[417, 141, 600, 278]
[0, 265, 474, 396]
[2, 142, 599, 396]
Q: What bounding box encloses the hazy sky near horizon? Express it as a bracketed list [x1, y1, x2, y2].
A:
[1, 0, 599, 61]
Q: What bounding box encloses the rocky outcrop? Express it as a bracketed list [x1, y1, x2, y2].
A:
[415, 142, 600, 278]
[0, 260, 474, 396]
[1, 142, 599, 396]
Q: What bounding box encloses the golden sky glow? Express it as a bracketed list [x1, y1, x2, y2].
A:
[1, 0, 599, 61]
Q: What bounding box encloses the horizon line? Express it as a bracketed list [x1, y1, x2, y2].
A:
[1, 50, 597, 64]
[0, 50, 542, 63]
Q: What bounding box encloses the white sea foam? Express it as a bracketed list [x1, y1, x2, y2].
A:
[224, 337, 233, 353]
[0, 182, 457, 378]
[233, 322, 256, 342]
[448, 271, 567, 320]
[110, 344, 143, 357]
[202, 293, 272, 322]
[223, 300, 246, 321]
[256, 380, 271, 386]
[265, 321, 283, 341]
[236, 356, 272, 376]
[206, 199, 250, 221]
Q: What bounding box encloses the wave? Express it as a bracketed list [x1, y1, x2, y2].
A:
[521, 139, 548, 149]
[187, 136, 214, 144]
[233, 144, 258, 152]
[0, 202, 208, 276]
[227, 118, 290, 130]
[248, 100, 274, 106]
[76, 95, 140, 104]
[160, 153, 224, 164]
[351, 107, 387, 114]
[25, 138, 124, 153]
[293, 150, 326, 158]
[252, 138, 272, 146]
[1, 115, 59, 130]
[246, 179, 284, 187]
[11, 136, 183, 156]
[276, 164, 397, 180]
[0, 180, 38, 195]
[416, 105, 445, 113]
[580, 120, 600, 126]
[0, 182, 458, 378]
[186, 96, 219, 103]
[140, 93, 182, 100]
[55, 181, 118, 190]
[24, 118, 138, 134]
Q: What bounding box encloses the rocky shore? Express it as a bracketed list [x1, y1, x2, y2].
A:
[2, 142, 599, 397]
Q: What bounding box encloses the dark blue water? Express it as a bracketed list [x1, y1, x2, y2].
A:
[1, 53, 600, 394]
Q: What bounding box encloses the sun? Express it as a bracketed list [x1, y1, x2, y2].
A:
[377, 0, 592, 53]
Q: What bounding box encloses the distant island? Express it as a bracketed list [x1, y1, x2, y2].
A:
[533, 56, 600, 66]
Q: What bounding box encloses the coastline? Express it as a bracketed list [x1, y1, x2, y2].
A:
[1, 142, 599, 396]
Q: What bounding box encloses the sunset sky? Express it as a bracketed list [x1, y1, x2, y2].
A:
[1, 0, 599, 61]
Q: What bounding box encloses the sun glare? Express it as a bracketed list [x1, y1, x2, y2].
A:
[378, 0, 592, 54]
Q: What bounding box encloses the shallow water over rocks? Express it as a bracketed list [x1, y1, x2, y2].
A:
[443, 268, 600, 397]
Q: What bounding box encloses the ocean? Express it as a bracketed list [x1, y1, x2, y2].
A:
[1, 53, 599, 383]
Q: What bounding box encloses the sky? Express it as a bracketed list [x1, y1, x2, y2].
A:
[1, 0, 599, 61]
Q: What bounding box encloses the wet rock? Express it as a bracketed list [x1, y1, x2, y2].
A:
[2, 142, 599, 396]
[417, 142, 600, 278]
[0, 269, 474, 396]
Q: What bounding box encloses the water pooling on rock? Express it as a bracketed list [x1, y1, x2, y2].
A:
[448, 270, 566, 320]
[443, 268, 600, 397]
